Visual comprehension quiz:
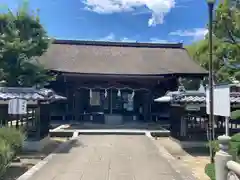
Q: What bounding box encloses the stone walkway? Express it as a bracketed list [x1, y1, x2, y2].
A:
[26, 135, 193, 180]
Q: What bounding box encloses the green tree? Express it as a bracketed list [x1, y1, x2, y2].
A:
[214, 0, 240, 45]
[186, 0, 240, 84]
[0, 2, 55, 87]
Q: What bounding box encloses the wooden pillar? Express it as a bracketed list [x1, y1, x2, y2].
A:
[74, 90, 80, 121]
[39, 104, 50, 139]
[143, 91, 151, 122]
[0, 106, 8, 126]
[31, 105, 41, 140]
[170, 106, 184, 139]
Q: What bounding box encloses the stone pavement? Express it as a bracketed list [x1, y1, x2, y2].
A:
[27, 135, 193, 180]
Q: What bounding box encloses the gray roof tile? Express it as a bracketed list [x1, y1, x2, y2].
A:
[172, 91, 240, 104]
[0, 87, 66, 101]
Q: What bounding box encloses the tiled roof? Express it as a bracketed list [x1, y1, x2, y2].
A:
[0, 87, 66, 101]
[174, 91, 240, 104]
[39, 39, 207, 75]
[155, 91, 240, 104]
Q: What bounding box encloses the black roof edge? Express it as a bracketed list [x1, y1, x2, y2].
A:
[52, 39, 183, 49]
[51, 71, 208, 78]
[174, 73, 208, 77]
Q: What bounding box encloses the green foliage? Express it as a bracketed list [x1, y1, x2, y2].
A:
[206, 133, 240, 179]
[205, 163, 215, 180]
[0, 139, 13, 177]
[229, 133, 240, 161]
[0, 1, 55, 87]
[0, 127, 25, 177]
[0, 127, 25, 154]
[209, 140, 220, 156]
[178, 77, 201, 90]
[231, 132, 240, 141]
[214, 0, 240, 45]
[186, 0, 240, 84]
[231, 110, 240, 120]
[210, 133, 240, 160]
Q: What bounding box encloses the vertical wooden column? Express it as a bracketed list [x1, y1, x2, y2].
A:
[39, 104, 50, 139]
[143, 91, 151, 122]
[0, 106, 8, 126]
[169, 77, 179, 91]
[170, 106, 184, 139]
[35, 105, 41, 140]
[74, 89, 80, 122]
[78, 89, 84, 122]
[64, 76, 68, 121]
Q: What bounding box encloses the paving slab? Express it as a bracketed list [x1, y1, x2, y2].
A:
[26, 135, 194, 180]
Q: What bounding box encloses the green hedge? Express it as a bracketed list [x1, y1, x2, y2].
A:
[0, 127, 25, 154]
[0, 139, 13, 176]
[0, 127, 25, 177]
[231, 110, 240, 120]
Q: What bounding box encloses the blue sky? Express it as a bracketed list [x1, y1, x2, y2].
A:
[0, 0, 212, 44]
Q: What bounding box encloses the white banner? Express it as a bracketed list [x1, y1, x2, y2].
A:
[8, 99, 27, 115]
[206, 85, 230, 117]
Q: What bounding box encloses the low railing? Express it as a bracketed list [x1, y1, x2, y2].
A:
[215, 135, 240, 180]
[226, 161, 240, 180]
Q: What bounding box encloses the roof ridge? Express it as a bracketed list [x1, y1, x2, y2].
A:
[53, 39, 183, 49]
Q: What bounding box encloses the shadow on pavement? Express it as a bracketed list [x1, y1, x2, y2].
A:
[57, 138, 86, 154]
[182, 146, 210, 157]
[2, 164, 31, 180]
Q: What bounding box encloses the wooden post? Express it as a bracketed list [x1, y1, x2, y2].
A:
[39, 103, 50, 138]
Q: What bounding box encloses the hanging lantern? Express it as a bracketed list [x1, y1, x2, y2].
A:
[117, 89, 121, 97]
[104, 89, 108, 98]
[89, 89, 92, 98]
[131, 90, 135, 100]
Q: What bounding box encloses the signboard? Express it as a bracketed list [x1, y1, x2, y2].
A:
[8, 99, 27, 115]
[185, 104, 201, 111]
[206, 85, 230, 117]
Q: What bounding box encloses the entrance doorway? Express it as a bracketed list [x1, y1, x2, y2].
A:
[76, 88, 150, 124]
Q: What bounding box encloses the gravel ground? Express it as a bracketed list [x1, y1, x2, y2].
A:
[154, 137, 210, 180]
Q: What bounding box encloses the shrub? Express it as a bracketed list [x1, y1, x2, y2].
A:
[231, 133, 240, 142]
[0, 139, 14, 177]
[0, 127, 25, 154]
[205, 163, 215, 180]
[209, 140, 219, 156]
[209, 133, 240, 160]
[229, 133, 240, 161]
[206, 133, 240, 179]
[231, 110, 240, 120]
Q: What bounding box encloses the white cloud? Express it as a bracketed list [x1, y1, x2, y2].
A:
[97, 33, 137, 42]
[120, 37, 137, 42]
[97, 33, 119, 41]
[82, 0, 176, 26]
[150, 38, 172, 43]
[169, 28, 208, 41]
[97, 33, 177, 43]
[97, 33, 116, 41]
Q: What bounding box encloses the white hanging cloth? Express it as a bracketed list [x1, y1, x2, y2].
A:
[117, 89, 121, 97]
[104, 89, 108, 98]
[131, 90, 135, 100]
[198, 82, 205, 93]
[89, 89, 92, 98]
